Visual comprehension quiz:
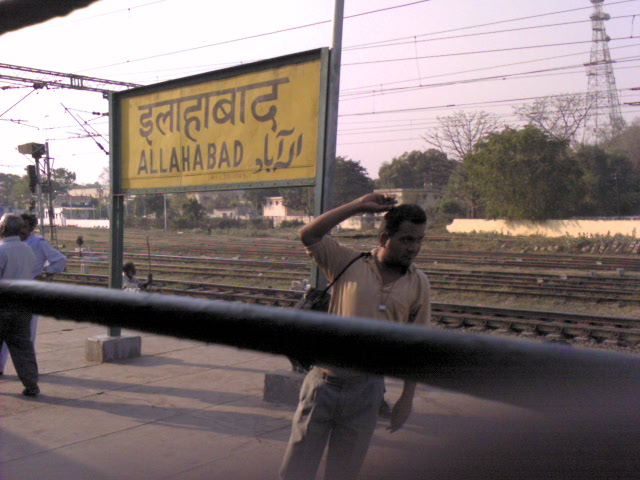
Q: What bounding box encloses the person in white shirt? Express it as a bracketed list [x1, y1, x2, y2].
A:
[0, 214, 66, 374]
[0, 214, 39, 396]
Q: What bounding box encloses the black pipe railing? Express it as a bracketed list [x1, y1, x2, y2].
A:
[2, 280, 639, 415]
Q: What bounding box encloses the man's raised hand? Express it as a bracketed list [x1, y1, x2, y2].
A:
[356, 193, 397, 213]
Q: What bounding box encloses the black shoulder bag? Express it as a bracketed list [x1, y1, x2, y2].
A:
[289, 251, 371, 372]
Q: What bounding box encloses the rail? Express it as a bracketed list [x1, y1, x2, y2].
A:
[1, 280, 638, 416]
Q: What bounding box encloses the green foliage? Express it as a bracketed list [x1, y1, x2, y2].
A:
[573, 145, 640, 216]
[51, 168, 77, 196]
[377, 149, 454, 189]
[248, 217, 274, 229]
[4, 175, 31, 209]
[281, 156, 373, 214]
[279, 219, 305, 228]
[208, 217, 244, 229]
[0, 173, 22, 206]
[439, 199, 465, 217]
[180, 198, 205, 222]
[243, 188, 280, 213]
[444, 162, 483, 218]
[280, 186, 314, 215]
[466, 126, 584, 220]
[605, 117, 640, 170]
[333, 157, 374, 205]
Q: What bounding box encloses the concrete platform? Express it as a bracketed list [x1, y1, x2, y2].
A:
[1, 316, 637, 479]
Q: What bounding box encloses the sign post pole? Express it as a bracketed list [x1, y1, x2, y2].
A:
[108, 92, 123, 337]
[311, 0, 344, 288]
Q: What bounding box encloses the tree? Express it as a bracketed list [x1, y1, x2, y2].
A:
[0, 173, 21, 206]
[376, 149, 455, 189]
[243, 188, 280, 214]
[573, 146, 640, 216]
[198, 191, 243, 210]
[7, 175, 32, 209]
[280, 186, 314, 215]
[281, 157, 374, 215]
[514, 93, 590, 145]
[180, 198, 205, 223]
[605, 117, 640, 170]
[97, 166, 109, 189]
[50, 168, 77, 197]
[333, 157, 374, 205]
[466, 126, 584, 220]
[423, 111, 500, 160]
[444, 162, 484, 219]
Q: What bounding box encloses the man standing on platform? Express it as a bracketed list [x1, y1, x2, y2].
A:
[0, 214, 40, 396]
[280, 193, 431, 480]
[0, 213, 66, 374]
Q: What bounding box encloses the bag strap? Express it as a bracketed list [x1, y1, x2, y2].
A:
[320, 251, 371, 295]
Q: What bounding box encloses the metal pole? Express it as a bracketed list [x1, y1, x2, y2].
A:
[164, 194, 168, 229]
[34, 158, 45, 237]
[311, 0, 344, 287]
[108, 92, 123, 337]
[322, 0, 344, 214]
[44, 142, 57, 248]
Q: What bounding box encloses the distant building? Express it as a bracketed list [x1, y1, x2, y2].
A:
[373, 187, 445, 210]
[262, 196, 311, 227]
[210, 206, 259, 219]
[68, 186, 105, 199]
[262, 196, 307, 217]
[52, 195, 98, 220]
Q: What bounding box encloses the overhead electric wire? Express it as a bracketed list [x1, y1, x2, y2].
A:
[78, 0, 432, 73]
[337, 92, 640, 134]
[61, 103, 108, 155]
[340, 60, 640, 105]
[344, 0, 640, 51]
[111, 4, 640, 85]
[342, 36, 640, 67]
[345, 13, 639, 52]
[337, 110, 640, 145]
[340, 55, 640, 107]
[339, 86, 640, 118]
[340, 42, 640, 98]
[0, 88, 36, 118]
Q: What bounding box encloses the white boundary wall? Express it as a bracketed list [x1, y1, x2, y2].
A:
[447, 219, 640, 238]
[59, 219, 110, 228]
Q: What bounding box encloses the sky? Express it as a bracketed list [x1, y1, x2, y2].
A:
[0, 0, 639, 185]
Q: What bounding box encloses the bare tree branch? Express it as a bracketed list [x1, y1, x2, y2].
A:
[423, 111, 500, 160]
[514, 93, 591, 146]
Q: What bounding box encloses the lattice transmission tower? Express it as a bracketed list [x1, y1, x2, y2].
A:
[584, 0, 625, 143]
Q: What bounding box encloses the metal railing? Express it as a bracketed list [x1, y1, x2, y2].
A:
[2, 280, 639, 414]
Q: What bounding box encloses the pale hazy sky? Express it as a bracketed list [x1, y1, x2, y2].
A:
[1, 0, 639, 184]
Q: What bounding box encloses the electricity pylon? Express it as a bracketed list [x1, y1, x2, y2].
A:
[584, 0, 625, 144]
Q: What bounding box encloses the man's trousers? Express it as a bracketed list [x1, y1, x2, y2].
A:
[280, 367, 384, 480]
[0, 314, 37, 371]
[0, 313, 39, 388]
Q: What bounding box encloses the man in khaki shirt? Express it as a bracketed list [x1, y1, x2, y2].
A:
[280, 193, 431, 480]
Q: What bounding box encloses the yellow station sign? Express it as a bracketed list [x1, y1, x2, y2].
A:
[119, 56, 323, 191]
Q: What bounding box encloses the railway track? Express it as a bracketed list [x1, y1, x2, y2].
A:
[46, 275, 640, 351]
[63, 241, 640, 273]
[63, 256, 640, 304]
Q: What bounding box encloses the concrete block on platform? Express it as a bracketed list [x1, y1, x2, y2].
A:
[86, 335, 142, 363]
[263, 369, 305, 406]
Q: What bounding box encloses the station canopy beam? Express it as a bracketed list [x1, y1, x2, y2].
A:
[0, 62, 141, 96]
